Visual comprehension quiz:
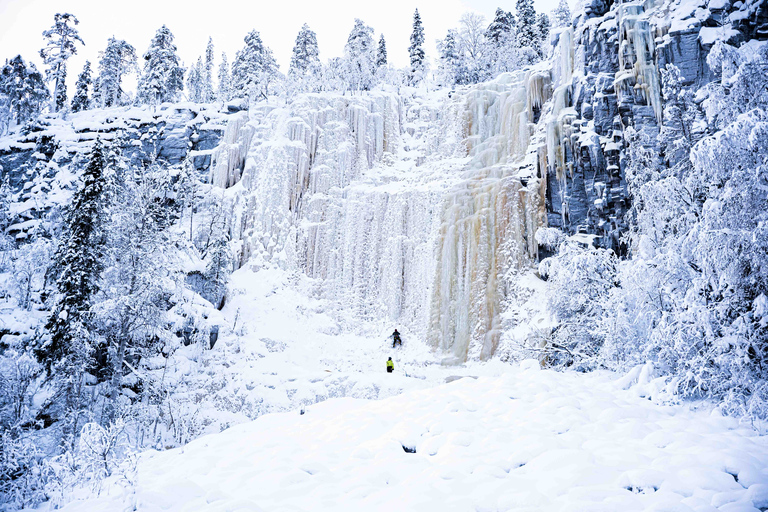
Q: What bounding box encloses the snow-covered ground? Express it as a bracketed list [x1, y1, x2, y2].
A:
[49, 265, 768, 512]
[58, 358, 768, 511]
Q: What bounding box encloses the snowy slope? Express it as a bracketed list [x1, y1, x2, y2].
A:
[58, 361, 768, 512]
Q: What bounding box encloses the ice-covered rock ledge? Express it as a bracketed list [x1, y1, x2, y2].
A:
[57, 361, 768, 512]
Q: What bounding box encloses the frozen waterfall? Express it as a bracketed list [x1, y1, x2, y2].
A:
[211, 73, 555, 361]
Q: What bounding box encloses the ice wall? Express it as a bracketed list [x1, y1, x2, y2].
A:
[212, 76, 551, 361]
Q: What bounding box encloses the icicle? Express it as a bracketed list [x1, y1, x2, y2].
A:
[615, 2, 662, 122]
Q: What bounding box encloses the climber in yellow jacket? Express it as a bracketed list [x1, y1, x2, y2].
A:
[387, 357, 394, 373]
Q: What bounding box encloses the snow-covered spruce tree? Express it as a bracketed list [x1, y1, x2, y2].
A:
[485, 9, 519, 75]
[95, 37, 137, 108]
[289, 24, 321, 92]
[343, 19, 377, 92]
[550, 0, 572, 28]
[437, 29, 461, 86]
[376, 34, 387, 67]
[217, 52, 231, 102]
[41, 140, 110, 454]
[409, 9, 426, 84]
[137, 25, 185, 106]
[43, 140, 108, 369]
[486, 8, 514, 45]
[203, 37, 215, 102]
[516, 0, 539, 63]
[70, 60, 91, 112]
[40, 13, 84, 112]
[186, 57, 204, 102]
[0, 56, 50, 127]
[536, 14, 550, 58]
[231, 30, 279, 101]
[203, 225, 232, 310]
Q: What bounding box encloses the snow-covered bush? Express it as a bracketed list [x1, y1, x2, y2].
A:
[540, 242, 618, 368]
[534, 227, 565, 251]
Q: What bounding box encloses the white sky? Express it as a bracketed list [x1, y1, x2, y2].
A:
[0, 0, 563, 94]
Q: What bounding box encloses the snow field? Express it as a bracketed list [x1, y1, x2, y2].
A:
[60, 361, 768, 512]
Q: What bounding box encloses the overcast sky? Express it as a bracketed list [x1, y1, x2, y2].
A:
[0, 0, 564, 94]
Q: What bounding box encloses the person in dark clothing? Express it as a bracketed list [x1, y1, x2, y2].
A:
[392, 329, 402, 348]
[387, 357, 394, 373]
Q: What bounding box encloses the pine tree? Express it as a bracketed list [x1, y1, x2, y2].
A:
[409, 9, 426, 83]
[516, 0, 538, 50]
[203, 37, 215, 102]
[376, 34, 388, 67]
[96, 38, 136, 108]
[344, 19, 376, 92]
[186, 57, 204, 102]
[138, 25, 185, 106]
[550, 0, 572, 28]
[40, 13, 83, 112]
[231, 30, 279, 100]
[289, 24, 321, 77]
[43, 139, 108, 370]
[0, 56, 49, 126]
[536, 13, 551, 58]
[217, 52, 231, 102]
[70, 60, 91, 112]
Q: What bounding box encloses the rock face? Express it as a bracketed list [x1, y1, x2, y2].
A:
[0, 103, 231, 238]
[544, 0, 764, 254]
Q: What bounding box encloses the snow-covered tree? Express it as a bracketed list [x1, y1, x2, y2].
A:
[42, 139, 108, 370]
[95, 164, 182, 419]
[659, 64, 701, 168]
[186, 57, 204, 102]
[409, 9, 426, 84]
[137, 25, 185, 106]
[457, 12, 490, 84]
[290, 24, 320, 76]
[70, 60, 91, 112]
[202, 226, 231, 310]
[203, 37, 215, 102]
[516, 0, 538, 54]
[289, 24, 321, 93]
[550, 0, 572, 28]
[96, 38, 137, 108]
[485, 9, 519, 75]
[0, 56, 49, 127]
[536, 13, 551, 58]
[39, 13, 84, 112]
[231, 30, 280, 100]
[539, 242, 618, 368]
[343, 19, 377, 92]
[437, 30, 461, 86]
[376, 34, 388, 67]
[486, 8, 514, 45]
[217, 52, 231, 102]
